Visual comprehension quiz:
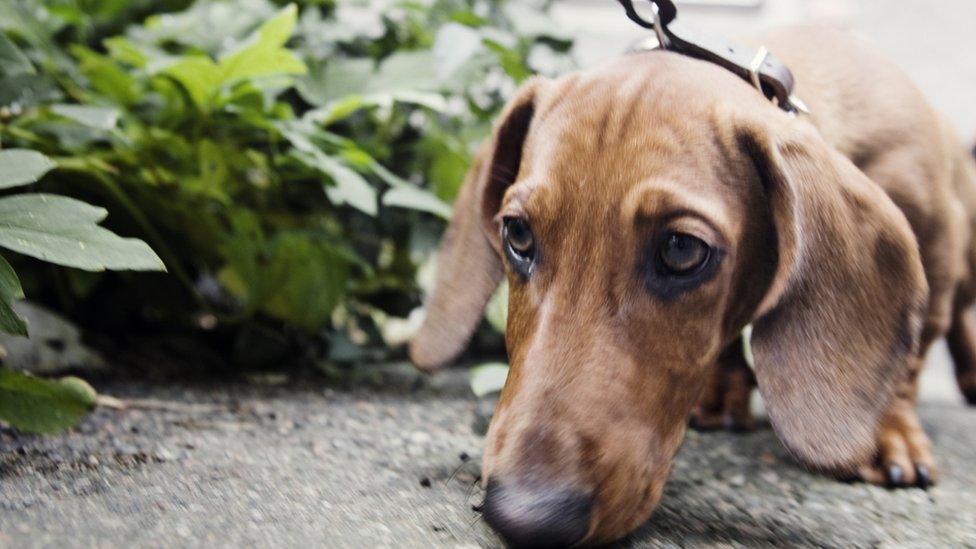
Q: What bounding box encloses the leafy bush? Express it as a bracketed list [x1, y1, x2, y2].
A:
[0, 24, 167, 431]
[0, 0, 573, 430]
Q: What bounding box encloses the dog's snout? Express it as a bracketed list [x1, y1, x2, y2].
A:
[482, 479, 592, 548]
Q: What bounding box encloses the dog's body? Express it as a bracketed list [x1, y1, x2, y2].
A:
[696, 26, 976, 483]
[411, 25, 976, 546]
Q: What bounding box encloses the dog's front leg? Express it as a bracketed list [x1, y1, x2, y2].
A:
[689, 337, 755, 432]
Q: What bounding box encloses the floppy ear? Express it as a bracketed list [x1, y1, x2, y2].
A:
[740, 119, 928, 473]
[409, 79, 546, 371]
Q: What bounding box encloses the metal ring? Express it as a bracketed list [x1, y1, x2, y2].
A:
[748, 46, 769, 93]
[616, 0, 677, 31]
[650, 3, 670, 49]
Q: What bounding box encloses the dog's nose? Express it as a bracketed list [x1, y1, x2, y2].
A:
[482, 479, 592, 548]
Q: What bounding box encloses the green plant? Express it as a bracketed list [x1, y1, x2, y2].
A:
[0, 0, 573, 430]
[0, 98, 164, 433]
[0, 149, 161, 432]
[0, 367, 98, 433]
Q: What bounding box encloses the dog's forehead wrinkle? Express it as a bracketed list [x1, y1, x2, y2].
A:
[534, 68, 708, 161]
[524, 120, 725, 212]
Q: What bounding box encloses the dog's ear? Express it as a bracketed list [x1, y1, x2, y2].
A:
[410, 79, 546, 371]
[739, 118, 928, 473]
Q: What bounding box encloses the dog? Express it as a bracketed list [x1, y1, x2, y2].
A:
[409, 25, 976, 546]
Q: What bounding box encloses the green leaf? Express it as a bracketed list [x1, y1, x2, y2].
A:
[251, 3, 297, 47]
[433, 23, 483, 80]
[368, 51, 441, 93]
[281, 125, 377, 216]
[298, 52, 444, 109]
[72, 46, 142, 106]
[0, 368, 97, 433]
[134, 0, 276, 54]
[220, 214, 349, 331]
[419, 133, 472, 201]
[383, 186, 452, 219]
[450, 10, 489, 28]
[0, 32, 35, 76]
[485, 281, 508, 334]
[51, 104, 119, 130]
[470, 362, 509, 397]
[158, 4, 305, 109]
[299, 58, 372, 104]
[504, 4, 572, 41]
[0, 149, 56, 189]
[103, 36, 149, 68]
[222, 48, 306, 83]
[0, 254, 26, 336]
[303, 96, 368, 126]
[341, 150, 451, 218]
[296, 150, 377, 216]
[0, 193, 166, 272]
[484, 39, 531, 83]
[159, 55, 222, 108]
[375, 90, 447, 111]
[219, 4, 306, 83]
[0, 73, 63, 108]
[261, 233, 349, 331]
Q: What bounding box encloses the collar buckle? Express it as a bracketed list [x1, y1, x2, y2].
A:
[618, 0, 809, 115]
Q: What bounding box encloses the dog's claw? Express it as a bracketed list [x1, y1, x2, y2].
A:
[852, 399, 939, 490]
[886, 464, 905, 487]
[915, 464, 932, 490]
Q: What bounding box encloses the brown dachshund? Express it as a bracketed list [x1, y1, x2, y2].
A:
[410, 25, 976, 546]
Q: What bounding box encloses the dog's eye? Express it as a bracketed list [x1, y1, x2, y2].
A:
[643, 231, 721, 300]
[657, 233, 710, 275]
[502, 217, 535, 274]
[503, 218, 534, 257]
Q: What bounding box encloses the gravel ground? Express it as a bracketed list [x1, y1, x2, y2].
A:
[0, 367, 974, 548]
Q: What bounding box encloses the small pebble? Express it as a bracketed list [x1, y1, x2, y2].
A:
[409, 431, 431, 444]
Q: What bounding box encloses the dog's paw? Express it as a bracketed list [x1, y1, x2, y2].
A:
[690, 356, 755, 433]
[689, 387, 754, 432]
[689, 405, 754, 432]
[855, 402, 937, 489]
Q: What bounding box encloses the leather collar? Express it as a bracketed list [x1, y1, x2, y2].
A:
[617, 0, 808, 114]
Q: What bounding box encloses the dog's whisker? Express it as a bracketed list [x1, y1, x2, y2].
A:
[446, 456, 480, 485]
[463, 473, 484, 504]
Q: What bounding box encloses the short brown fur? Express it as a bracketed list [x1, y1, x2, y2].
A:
[411, 25, 976, 544]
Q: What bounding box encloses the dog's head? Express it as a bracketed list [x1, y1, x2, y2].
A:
[411, 53, 927, 545]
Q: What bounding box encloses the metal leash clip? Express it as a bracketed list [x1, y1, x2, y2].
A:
[617, 0, 808, 115]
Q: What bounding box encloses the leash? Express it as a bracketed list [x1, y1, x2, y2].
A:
[616, 0, 808, 115]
